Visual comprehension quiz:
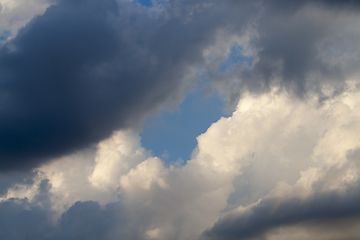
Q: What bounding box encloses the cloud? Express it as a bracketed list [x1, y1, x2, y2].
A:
[203, 176, 360, 240]
[200, 85, 360, 240]
[0, 0, 249, 170]
[206, 0, 360, 104]
[0, 0, 52, 40]
[0, 179, 53, 240]
[1, 0, 360, 238]
[1, 0, 360, 170]
[0, 82, 359, 239]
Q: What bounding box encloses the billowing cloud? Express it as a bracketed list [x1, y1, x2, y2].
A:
[0, 0, 210, 169]
[206, 0, 360, 105]
[1, 0, 360, 170]
[1, 0, 360, 239]
[0, 82, 359, 239]
[200, 85, 360, 239]
[0, 0, 257, 170]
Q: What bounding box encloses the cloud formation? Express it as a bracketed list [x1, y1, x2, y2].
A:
[1, 0, 360, 170]
[0, 0, 241, 170]
[206, 0, 360, 104]
[0, 82, 359, 239]
[1, 0, 360, 239]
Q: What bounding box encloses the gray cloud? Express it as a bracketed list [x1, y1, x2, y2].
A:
[0, 176, 126, 240]
[254, 0, 360, 93]
[0, 199, 52, 239]
[208, 0, 360, 104]
[202, 153, 360, 240]
[0, 0, 359, 172]
[0, 82, 360, 239]
[51, 201, 123, 240]
[0, 179, 53, 240]
[0, 0, 253, 171]
[0, 186, 156, 240]
[202, 188, 360, 240]
[0, 198, 119, 240]
[0, 171, 37, 196]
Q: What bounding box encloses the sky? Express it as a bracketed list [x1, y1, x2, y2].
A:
[140, 90, 227, 163]
[0, 0, 360, 239]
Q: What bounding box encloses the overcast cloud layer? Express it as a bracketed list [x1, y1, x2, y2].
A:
[1, 0, 360, 239]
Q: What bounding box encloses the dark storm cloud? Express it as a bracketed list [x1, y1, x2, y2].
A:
[0, 199, 52, 239]
[255, 0, 360, 94]
[269, 0, 360, 10]
[0, 171, 37, 196]
[1, 0, 360, 171]
[0, 177, 122, 240]
[0, 0, 252, 171]
[209, 0, 360, 102]
[0, 180, 143, 240]
[0, 196, 126, 240]
[202, 183, 360, 240]
[202, 150, 360, 240]
[0, 179, 53, 239]
[51, 201, 121, 240]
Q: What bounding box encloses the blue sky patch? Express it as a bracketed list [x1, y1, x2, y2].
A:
[140, 91, 227, 164]
[0, 30, 11, 43]
[218, 44, 253, 72]
[138, 0, 153, 7]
